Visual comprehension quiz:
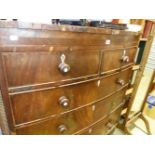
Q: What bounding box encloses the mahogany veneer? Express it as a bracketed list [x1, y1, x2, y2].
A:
[0, 21, 140, 134]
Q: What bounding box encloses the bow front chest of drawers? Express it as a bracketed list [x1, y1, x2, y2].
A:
[0, 21, 140, 135]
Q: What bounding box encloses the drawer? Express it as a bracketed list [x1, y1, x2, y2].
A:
[2, 47, 100, 87]
[101, 47, 137, 73]
[15, 106, 93, 135]
[11, 80, 99, 125]
[11, 71, 123, 125]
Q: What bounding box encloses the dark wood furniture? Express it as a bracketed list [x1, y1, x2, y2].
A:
[0, 21, 140, 135]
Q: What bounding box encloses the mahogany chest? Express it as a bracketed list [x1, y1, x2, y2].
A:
[0, 21, 140, 135]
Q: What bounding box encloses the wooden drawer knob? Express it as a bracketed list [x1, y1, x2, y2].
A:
[59, 96, 69, 108]
[59, 54, 70, 73]
[121, 55, 129, 63]
[116, 79, 125, 86]
[58, 124, 67, 134]
[121, 49, 129, 63]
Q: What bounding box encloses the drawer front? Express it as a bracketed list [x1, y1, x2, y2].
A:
[11, 80, 99, 125]
[2, 48, 99, 87]
[101, 47, 137, 73]
[11, 71, 122, 125]
[15, 106, 93, 135]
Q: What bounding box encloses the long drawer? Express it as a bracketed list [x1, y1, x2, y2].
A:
[11, 80, 99, 125]
[10, 68, 131, 125]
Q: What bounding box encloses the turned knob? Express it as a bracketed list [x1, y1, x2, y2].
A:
[58, 124, 67, 133]
[117, 79, 125, 86]
[59, 96, 69, 108]
[59, 54, 70, 73]
[121, 49, 129, 63]
[121, 55, 129, 63]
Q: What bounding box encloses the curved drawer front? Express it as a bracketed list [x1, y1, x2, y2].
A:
[2, 48, 99, 87]
[11, 80, 99, 125]
[101, 47, 137, 73]
[10, 71, 123, 125]
[15, 106, 93, 135]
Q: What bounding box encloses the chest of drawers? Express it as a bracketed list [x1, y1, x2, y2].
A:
[0, 21, 140, 135]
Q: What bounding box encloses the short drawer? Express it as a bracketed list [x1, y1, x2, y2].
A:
[3, 47, 100, 87]
[15, 106, 93, 135]
[101, 47, 137, 73]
